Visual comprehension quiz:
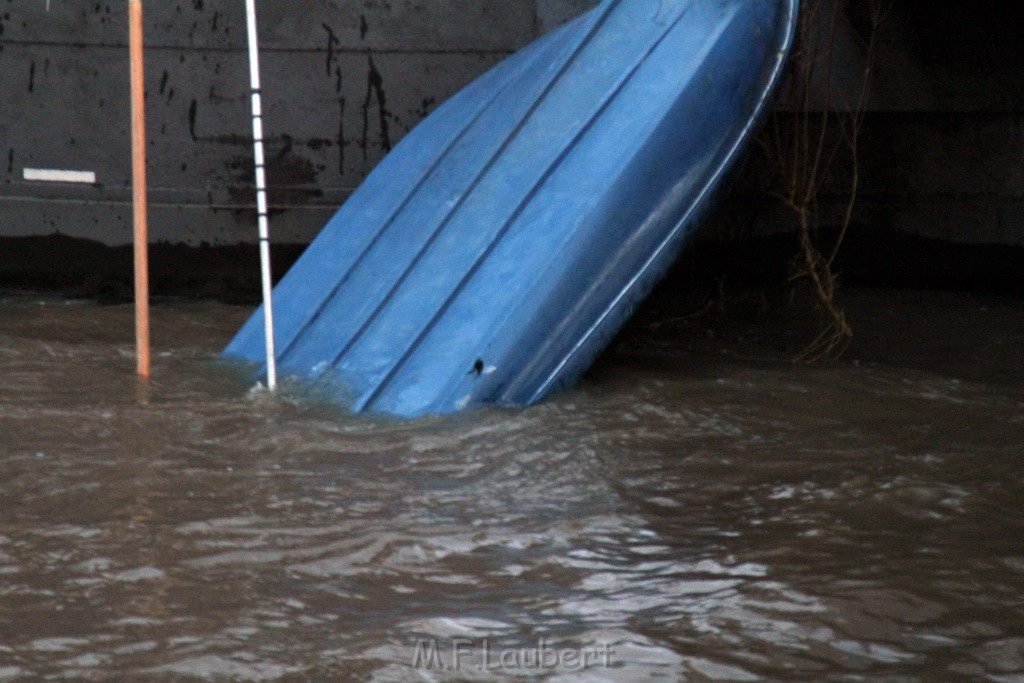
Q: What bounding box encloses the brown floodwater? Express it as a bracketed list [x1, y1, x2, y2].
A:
[0, 291, 1022, 681]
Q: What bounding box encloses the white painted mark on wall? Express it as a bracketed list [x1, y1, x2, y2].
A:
[23, 168, 97, 185]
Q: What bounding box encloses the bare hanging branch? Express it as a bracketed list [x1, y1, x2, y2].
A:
[763, 0, 890, 360]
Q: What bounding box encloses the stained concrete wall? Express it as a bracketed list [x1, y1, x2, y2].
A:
[1, 0, 1021, 250]
[853, 3, 1024, 246]
[715, 1, 1024, 247]
[0, 0, 598, 245]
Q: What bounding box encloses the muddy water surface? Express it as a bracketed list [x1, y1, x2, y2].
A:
[0, 292, 1022, 680]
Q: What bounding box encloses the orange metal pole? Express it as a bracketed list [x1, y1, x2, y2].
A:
[129, 0, 151, 380]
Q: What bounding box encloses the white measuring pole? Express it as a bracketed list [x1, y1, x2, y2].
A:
[243, 0, 277, 391]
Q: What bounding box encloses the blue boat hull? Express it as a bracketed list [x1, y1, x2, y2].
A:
[224, 0, 799, 417]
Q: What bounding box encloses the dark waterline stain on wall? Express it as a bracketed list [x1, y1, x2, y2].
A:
[323, 23, 340, 77]
[338, 96, 347, 174]
[360, 56, 392, 159]
[188, 99, 198, 140]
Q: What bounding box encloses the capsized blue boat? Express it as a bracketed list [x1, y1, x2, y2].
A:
[225, 0, 799, 417]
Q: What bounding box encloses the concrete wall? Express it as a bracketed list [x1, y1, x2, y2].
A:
[0, 0, 597, 245]
[712, 1, 1024, 246]
[2, 1, 1021, 249]
[854, 3, 1024, 246]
